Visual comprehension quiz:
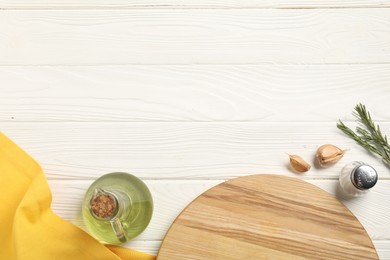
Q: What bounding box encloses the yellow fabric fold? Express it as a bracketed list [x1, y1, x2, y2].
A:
[0, 132, 156, 260]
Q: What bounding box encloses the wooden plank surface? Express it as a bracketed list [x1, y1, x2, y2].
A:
[47, 179, 390, 242]
[1, 0, 389, 257]
[1, 10, 390, 65]
[2, 122, 390, 180]
[0, 66, 389, 122]
[83, 240, 390, 259]
[1, 0, 390, 9]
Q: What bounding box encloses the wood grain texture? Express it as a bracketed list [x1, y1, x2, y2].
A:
[2, 122, 390, 180]
[374, 241, 390, 260]
[1, 9, 390, 65]
[1, 65, 390, 122]
[48, 179, 390, 242]
[157, 175, 378, 259]
[1, 0, 390, 9]
[1, 0, 389, 255]
[73, 240, 390, 259]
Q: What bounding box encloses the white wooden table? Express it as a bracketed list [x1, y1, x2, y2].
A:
[1, 0, 390, 258]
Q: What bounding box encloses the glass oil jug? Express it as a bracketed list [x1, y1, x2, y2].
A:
[82, 172, 153, 244]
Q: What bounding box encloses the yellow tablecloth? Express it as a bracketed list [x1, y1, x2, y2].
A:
[0, 132, 155, 260]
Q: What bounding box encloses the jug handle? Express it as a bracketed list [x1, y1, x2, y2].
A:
[110, 217, 128, 243]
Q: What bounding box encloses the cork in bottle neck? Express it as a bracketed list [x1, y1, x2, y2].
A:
[89, 188, 119, 220]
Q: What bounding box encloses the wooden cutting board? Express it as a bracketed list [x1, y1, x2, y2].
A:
[157, 174, 378, 260]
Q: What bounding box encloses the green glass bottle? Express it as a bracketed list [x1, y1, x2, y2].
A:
[82, 172, 153, 244]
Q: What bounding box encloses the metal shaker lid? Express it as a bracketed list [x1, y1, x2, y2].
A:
[351, 164, 378, 190]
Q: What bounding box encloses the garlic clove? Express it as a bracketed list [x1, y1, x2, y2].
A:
[316, 144, 347, 167]
[288, 154, 311, 173]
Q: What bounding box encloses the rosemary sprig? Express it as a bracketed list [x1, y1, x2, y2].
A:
[337, 103, 390, 167]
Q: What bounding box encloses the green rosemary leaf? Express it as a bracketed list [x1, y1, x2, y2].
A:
[338, 104, 390, 168]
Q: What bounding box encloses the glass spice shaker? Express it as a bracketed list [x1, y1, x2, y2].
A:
[82, 172, 153, 244]
[339, 161, 378, 197]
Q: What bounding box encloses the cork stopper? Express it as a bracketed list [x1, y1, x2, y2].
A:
[90, 189, 118, 219]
